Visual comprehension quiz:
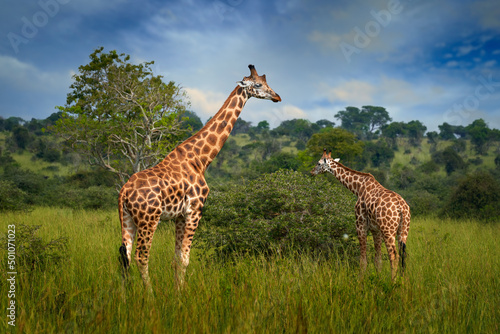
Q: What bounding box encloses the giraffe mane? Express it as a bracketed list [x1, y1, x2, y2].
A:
[329, 158, 380, 185]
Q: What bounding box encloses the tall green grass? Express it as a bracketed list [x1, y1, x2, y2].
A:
[1, 208, 499, 333]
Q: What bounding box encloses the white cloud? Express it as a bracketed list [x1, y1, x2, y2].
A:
[184, 87, 226, 122]
[0, 55, 70, 93]
[256, 104, 308, 128]
[320, 80, 376, 105]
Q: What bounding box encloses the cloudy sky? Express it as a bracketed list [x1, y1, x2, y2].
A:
[1, 0, 500, 131]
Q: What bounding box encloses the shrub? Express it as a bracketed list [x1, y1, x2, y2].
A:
[1, 224, 68, 273]
[1, 166, 49, 204]
[46, 185, 117, 210]
[440, 171, 500, 222]
[197, 170, 357, 257]
[400, 190, 441, 216]
[0, 180, 28, 211]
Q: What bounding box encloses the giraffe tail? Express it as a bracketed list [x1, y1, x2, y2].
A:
[118, 191, 130, 277]
[399, 240, 407, 271]
[119, 243, 130, 275]
[397, 198, 410, 273]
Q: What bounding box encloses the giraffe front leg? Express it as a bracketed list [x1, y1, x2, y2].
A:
[372, 228, 383, 272]
[356, 228, 368, 277]
[355, 205, 368, 278]
[174, 202, 202, 289]
[174, 216, 188, 288]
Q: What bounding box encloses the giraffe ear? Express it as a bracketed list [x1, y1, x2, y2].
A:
[334, 158, 340, 162]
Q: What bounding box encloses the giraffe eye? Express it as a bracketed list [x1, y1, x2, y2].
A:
[254, 83, 262, 88]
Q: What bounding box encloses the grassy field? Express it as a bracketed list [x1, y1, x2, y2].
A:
[1, 208, 499, 333]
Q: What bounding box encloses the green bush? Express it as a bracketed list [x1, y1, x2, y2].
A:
[400, 190, 441, 216]
[198, 170, 357, 257]
[1, 166, 49, 204]
[45, 185, 117, 210]
[0, 180, 28, 211]
[1, 224, 68, 273]
[440, 171, 500, 222]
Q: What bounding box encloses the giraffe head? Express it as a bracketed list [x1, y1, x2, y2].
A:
[237, 64, 281, 102]
[310, 148, 340, 176]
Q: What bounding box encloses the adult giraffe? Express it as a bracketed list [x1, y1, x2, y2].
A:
[119, 65, 281, 289]
[311, 149, 410, 280]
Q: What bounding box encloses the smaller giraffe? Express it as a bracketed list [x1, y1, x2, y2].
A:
[311, 149, 410, 280]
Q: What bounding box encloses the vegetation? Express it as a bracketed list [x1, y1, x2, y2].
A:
[1, 104, 500, 221]
[199, 170, 357, 257]
[1, 49, 499, 332]
[52, 47, 190, 185]
[0, 209, 498, 333]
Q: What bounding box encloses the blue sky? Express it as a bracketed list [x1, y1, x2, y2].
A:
[1, 0, 500, 131]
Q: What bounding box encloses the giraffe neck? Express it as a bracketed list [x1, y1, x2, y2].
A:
[328, 162, 373, 197]
[169, 86, 249, 171]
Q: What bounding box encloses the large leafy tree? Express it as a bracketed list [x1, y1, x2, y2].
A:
[466, 119, 491, 155]
[53, 47, 189, 185]
[271, 119, 320, 142]
[335, 106, 391, 139]
[406, 120, 427, 147]
[305, 127, 364, 166]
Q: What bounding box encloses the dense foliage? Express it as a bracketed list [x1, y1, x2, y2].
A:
[1, 57, 500, 225]
[52, 47, 189, 185]
[441, 171, 500, 222]
[198, 170, 357, 256]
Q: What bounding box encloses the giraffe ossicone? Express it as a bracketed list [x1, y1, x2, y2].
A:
[311, 149, 410, 280]
[118, 65, 281, 291]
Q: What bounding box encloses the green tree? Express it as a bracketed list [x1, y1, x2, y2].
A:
[362, 105, 392, 134]
[405, 120, 427, 147]
[52, 47, 189, 185]
[335, 106, 391, 139]
[2, 117, 25, 131]
[438, 122, 457, 140]
[363, 141, 395, 168]
[335, 106, 368, 138]
[232, 118, 252, 134]
[272, 119, 319, 142]
[315, 119, 335, 129]
[426, 131, 439, 152]
[254, 152, 301, 174]
[381, 121, 406, 149]
[432, 147, 466, 175]
[10, 125, 32, 150]
[257, 120, 270, 132]
[306, 127, 364, 166]
[179, 110, 203, 135]
[465, 119, 491, 155]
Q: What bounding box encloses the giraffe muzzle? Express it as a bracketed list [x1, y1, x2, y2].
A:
[271, 94, 282, 103]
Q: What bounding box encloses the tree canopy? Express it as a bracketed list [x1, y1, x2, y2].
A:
[306, 127, 364, 166]
[335, 106, 392, 139]
[52, 47, 189, 185]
